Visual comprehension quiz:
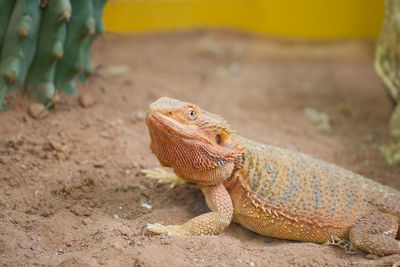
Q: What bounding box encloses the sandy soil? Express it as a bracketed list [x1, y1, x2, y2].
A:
[1, 30, 399, 266]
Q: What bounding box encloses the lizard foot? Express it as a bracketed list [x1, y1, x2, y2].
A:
[325, 236, 358, 254]
[141, 167, 186, 188]
[142, 223, 188, 236]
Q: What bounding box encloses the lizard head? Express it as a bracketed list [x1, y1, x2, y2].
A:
[146, 97, 243, 185]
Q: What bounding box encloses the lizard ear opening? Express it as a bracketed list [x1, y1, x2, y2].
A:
[215, 134, 222, 144]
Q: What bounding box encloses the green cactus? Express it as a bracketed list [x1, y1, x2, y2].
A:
[0, 0, 41, 106]
[0, 0, 107, 110]
[78, 0, 108, 82]
[55, 0, 95, 95]
[25, 0, 72, 103]
[0, 0, 16, 52]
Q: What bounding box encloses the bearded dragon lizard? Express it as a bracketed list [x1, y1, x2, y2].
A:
[142, 97, 400, 260]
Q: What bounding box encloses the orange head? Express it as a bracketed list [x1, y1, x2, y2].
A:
[146, 97, 243, 185]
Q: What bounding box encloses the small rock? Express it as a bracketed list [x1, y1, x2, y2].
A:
[82, 217, 92, 225]
[41, 210, 53, 217]
[70, 204, 91, 217]
[109, 117, 124, 127]
[264, 237, 275, 243]
[49, 140, 63, 152]
[42, 142, 53, 152]
[131, 162, 140, 169]
[28, 103, 49, 120]
[79, 93, 96, 108]
[93, 162, 105, 168]
[132, 111, 146, 123]
[141, 203, 152, 209]
[303, 107, 332, 133]
[99, 65, 131, 77]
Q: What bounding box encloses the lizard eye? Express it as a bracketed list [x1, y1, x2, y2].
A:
[188, 109, 196, 119]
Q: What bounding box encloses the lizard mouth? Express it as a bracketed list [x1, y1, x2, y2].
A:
[147, 111, 213, 145]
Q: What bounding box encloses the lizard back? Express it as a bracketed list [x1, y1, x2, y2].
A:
[235, 136, 400, 229]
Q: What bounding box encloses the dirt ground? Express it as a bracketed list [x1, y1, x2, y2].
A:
[1, 29, 400, 266]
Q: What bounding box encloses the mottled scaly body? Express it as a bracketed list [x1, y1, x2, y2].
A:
[143, 97, 400, 258]
[228, 136, 400, 243]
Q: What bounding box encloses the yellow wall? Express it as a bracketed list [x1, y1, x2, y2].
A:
[103, 0, 385, 39]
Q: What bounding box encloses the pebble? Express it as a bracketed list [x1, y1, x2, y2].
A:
[131, 162, 140, 169]
[264, 237, 275, 243]
[79, 93, 96, 108]
[82, 218, 92, 225]
[28, 103, 49, 120]
[303, 107, 332, 133]
[93, 162, 106, 168]
[49, 140, 65, 152]
[132, 111, 146, 123]
[141, 203, 152, 209]
[100, 65, 131, 77]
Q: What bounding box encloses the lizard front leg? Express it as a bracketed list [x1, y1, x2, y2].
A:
[143, 183, 233, 236]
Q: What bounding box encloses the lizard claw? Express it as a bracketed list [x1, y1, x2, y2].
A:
[142, 223, 168, 235]
[141, 223, 186, 236]
[325, 235, 358, 254]
[141, 167, 186, 188]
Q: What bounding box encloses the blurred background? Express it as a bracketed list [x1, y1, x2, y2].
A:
[103, 0, 384, 39]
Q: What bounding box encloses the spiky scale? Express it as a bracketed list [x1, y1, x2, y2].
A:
[25, 0, 71, 103]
